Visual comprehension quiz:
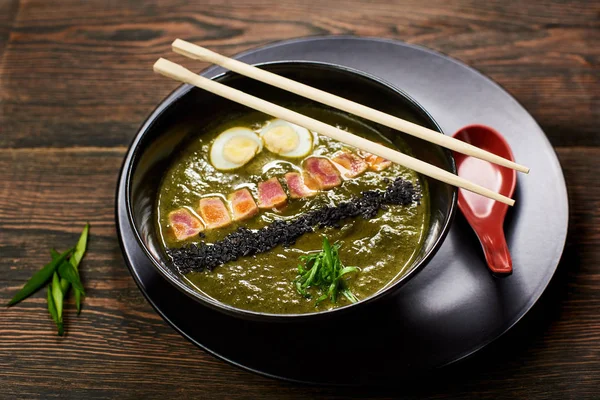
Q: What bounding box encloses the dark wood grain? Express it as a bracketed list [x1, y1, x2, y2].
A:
[0, 2, 16, 62]
[0, 1, 598, 399]
[0, 147, 597, 399]
[0, 0, 598, 148]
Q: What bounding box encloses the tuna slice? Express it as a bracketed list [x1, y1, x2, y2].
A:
[302, 157, 341, 189]
[198, 197, 232, 229]
[228, 188, 259, 221]
[168, 208, 204, 241]
[358, 150, 393, 171]
[257, 177, 288, 209]
[284, 172, 318, 199]
[331, 151, 368, 178]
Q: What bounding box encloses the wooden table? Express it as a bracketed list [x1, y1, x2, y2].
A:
[1, 1, 598, 398]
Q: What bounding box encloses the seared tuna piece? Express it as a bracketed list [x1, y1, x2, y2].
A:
[257, 177, 288, 209]
[284, 172, 318, 199]
[198, 197, 232, 229]
[168, 208, 204, 240]
[331, 151, 368, 178]
[358, 150, 392, 171]
[302, 157, 341, 189]
[228, 188, 259, 221]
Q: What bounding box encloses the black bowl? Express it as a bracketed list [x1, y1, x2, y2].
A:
[124, 61, 457, 321]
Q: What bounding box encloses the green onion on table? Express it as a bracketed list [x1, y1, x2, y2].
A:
[6, 224, 89, 336]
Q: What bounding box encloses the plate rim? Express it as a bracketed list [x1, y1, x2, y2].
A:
[116, 35, 569, 384]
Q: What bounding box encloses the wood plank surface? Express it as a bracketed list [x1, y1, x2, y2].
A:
[0, 0, 598, 148]
[0, 0, 598, 398]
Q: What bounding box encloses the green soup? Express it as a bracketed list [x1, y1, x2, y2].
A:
[156, 107, 429, 314]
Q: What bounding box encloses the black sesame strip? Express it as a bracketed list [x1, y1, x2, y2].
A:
[168, 177, 420, 274]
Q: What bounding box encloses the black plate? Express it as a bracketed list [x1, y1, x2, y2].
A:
[116, 36, 569, 384]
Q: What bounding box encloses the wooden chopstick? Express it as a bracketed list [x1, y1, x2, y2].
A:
[153, 58, 515, 206]
[171, 39, 530, 174]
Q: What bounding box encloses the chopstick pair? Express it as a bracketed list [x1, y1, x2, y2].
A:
[154, 39, 529, 206]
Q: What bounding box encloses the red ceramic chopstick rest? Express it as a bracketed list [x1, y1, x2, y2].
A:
[452, 125, 517, 276]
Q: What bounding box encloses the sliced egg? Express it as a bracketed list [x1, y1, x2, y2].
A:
[210, 127, 263, 171]
[260, 119, 313, 158]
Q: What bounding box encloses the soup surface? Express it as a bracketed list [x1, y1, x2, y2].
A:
[156, 107, 429, 314]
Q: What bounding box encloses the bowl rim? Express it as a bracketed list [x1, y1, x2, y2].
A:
[124, 60, 458, 320]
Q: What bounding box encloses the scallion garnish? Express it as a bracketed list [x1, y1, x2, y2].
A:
[7, 224, 90, 335]
[6, 247, 73, 307]
[294, 237, 360, 306]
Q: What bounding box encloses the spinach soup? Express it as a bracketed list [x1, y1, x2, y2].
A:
[156, 107, 429, 314]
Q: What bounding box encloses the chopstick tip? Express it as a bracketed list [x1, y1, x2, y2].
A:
[172, 39, 214, 61]
[153, 58, 168, 72]
[172, 38, 185, 47]
[153, 58, 197, 84]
